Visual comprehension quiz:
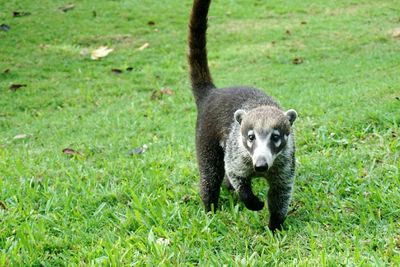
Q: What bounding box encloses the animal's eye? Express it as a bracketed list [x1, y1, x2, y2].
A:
[248, 134, 255, 142]
[271, 134, 280, 142]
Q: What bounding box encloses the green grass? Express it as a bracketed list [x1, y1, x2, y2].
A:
[1, 0, 399, 265]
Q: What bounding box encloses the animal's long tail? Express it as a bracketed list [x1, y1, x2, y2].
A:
[188, 0, 215, 105]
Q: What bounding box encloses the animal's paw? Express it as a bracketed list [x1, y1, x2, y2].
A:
[244, 197, 264, 211]
[238, 189, 264, 211]
[268, 216, 285, 232]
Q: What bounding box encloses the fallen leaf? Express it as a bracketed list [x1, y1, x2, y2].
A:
[91, 46, 113, 60]
[13, 11, 31, 17]
[10, 84, 27, 91]
[392, 28, 400, 38]
[128, 144, 148, 156]
[0, 24, 10, 31]
[147, 21, 155, 26]
[137, 42, 149, 51]
[151, 88, 174, 100]
[13, 134, 31, 140]
[59, 4, 75, 12]
[62, 148, 81, 156]
[0, 201, 7, 210]
[111, 68, 123, 74]
[160, 88, 174, 95]
[292, 57, 304, 65]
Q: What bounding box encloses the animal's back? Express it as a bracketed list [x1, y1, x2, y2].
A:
[196, 87, 280, 142]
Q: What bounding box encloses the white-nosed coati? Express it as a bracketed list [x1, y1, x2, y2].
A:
[188, 0, 298, 231]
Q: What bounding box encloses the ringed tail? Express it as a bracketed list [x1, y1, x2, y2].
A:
[188, 0, 215, 104]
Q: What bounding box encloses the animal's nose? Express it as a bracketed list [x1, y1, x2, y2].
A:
[254, 158, 268, 172]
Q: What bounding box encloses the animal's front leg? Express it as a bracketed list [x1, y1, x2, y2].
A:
[228, 174, 264, 211]
[267, 182, 293, 231]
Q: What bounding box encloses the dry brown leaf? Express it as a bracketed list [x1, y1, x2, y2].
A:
[62, 148, 81, 156]
[91, 46, 113, 60]
[392, 28, 400, 38]
[111, 68, 123, 74]
[13, 11, 31, 17]
[137, 42, 149, 51]
[151, 88, 174, 100]
[59, 4, 75, 12]
[292, 57, 304, 65]
[160, 88, 174, 95]
[10, 84, 27, 91]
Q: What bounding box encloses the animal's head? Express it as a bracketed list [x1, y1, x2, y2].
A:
[234, 106, 297, 172]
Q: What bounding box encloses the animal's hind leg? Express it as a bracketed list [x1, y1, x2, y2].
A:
[197, 142, 225, 212]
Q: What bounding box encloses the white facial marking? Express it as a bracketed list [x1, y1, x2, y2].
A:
[252, 132, 275, 169]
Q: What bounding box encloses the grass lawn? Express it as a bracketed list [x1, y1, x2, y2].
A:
[1, 0, 399, 265]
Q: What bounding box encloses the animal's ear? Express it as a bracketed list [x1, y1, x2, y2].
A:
[285, 109, 297, 125]
[234, 109, 246, 125]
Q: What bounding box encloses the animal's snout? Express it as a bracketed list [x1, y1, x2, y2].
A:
[254, 158, 268, 172]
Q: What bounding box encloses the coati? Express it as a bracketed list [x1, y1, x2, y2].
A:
[188, 0, 298, 231]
